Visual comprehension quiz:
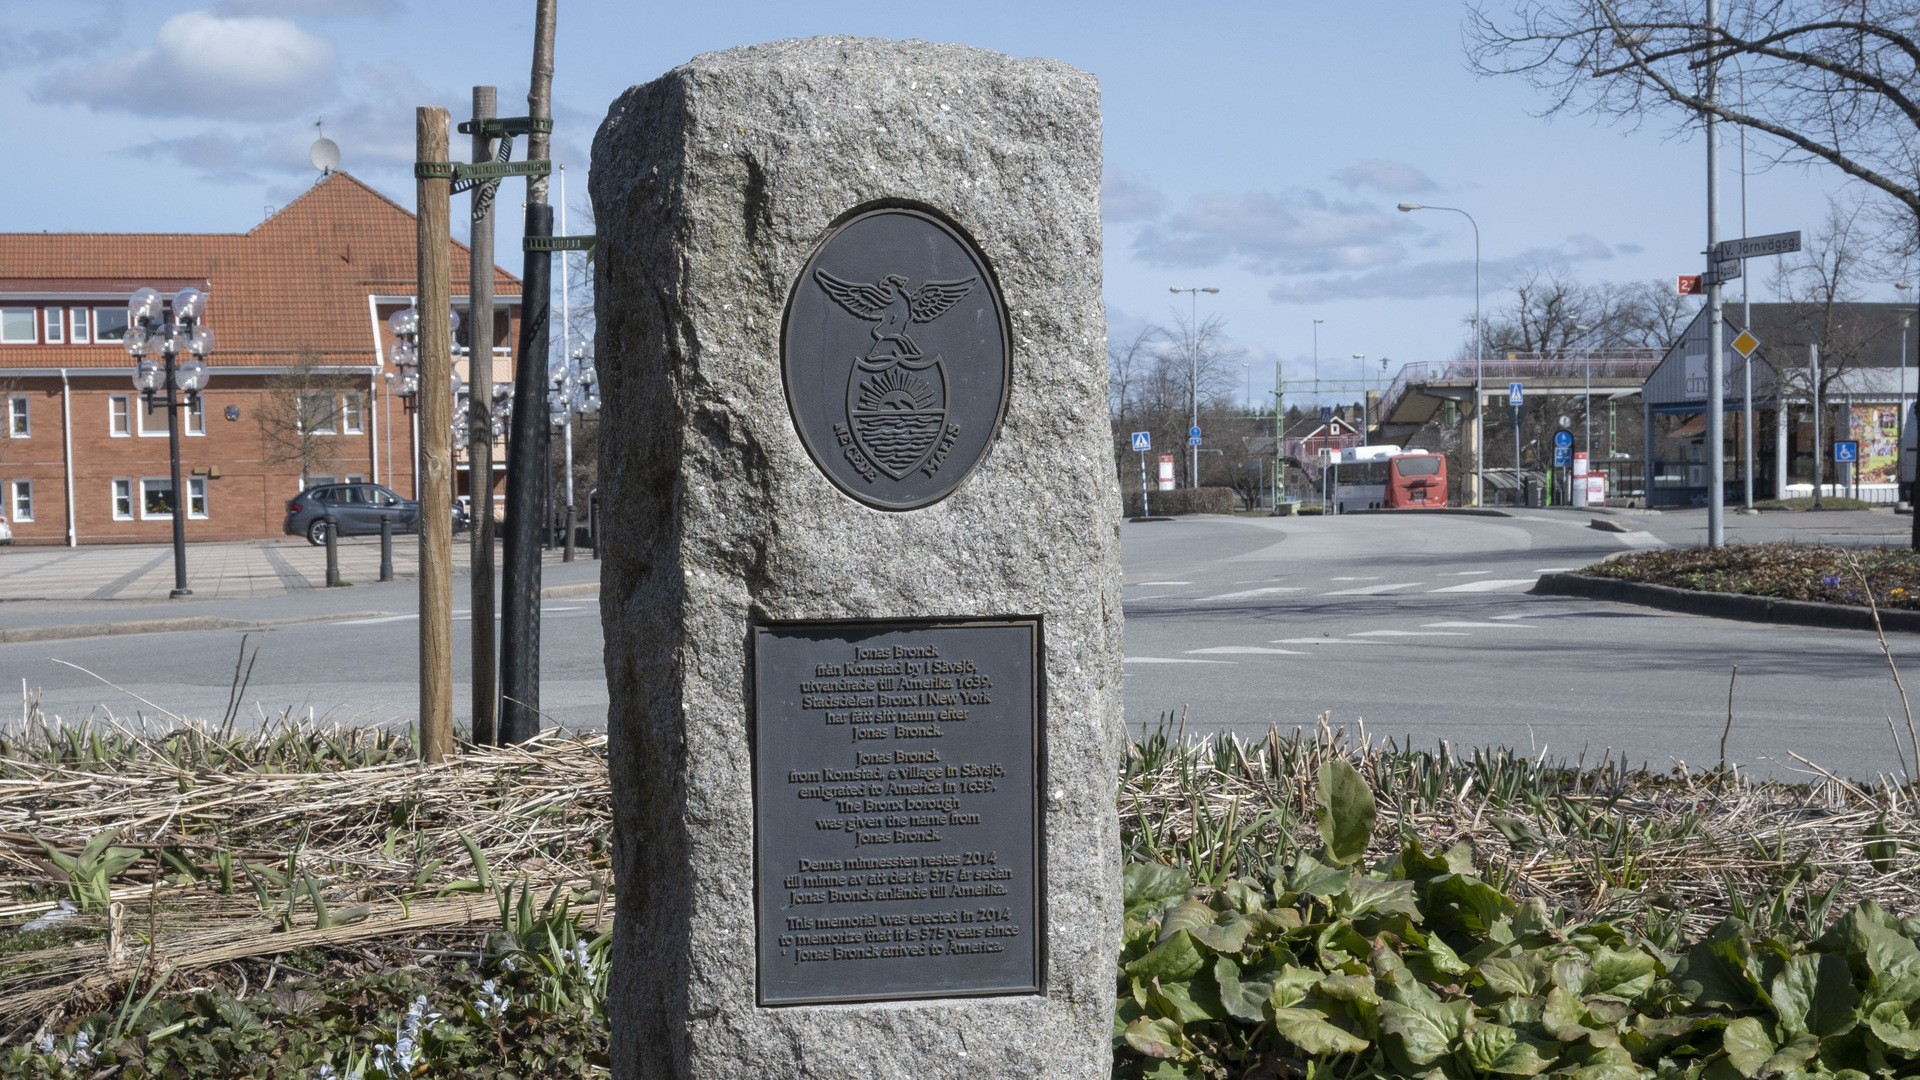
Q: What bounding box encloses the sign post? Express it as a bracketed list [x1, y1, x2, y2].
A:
[1509, 382, 1524, 480]
[1132, 431, 1151, 516]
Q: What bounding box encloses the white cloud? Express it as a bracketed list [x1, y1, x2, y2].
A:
[40, 9, 337, 121]
[1102, 169, 1166, 223]
[1133, 189, 1409, 275]
[1330, 159, 1437, 195]
[214, 0, 398, 15]
[1268, 235, 1622, 303]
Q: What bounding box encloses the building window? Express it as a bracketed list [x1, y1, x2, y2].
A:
[92, 308, 129, 342]
[8, 480, 30, 522]
[112, 479, 133, 520]
[341, 392, 365, 434]
[109, 395, 130, 436]
[1, 308, 36, 343]
[186, 396, 205, 435]
[137, 398, 165, 437]
[44, 308, 63, 344]
[71, 308, 90, 343]
[7, 396, 25, 437]
[299, 392, 338, 435]
[139, 477, 204, 519]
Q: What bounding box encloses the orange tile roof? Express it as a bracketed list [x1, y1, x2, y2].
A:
[0, 172, 520, 370]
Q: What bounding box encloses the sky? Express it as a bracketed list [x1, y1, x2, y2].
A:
[0, 0, 1877, 406]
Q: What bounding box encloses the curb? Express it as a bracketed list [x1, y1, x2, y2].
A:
[1346, 508, 1515, 518]
[1531, 572, 1920, 633]
[0, 583, 602, 645]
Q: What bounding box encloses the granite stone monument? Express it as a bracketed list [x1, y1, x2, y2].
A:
[592, 36, 1122, 1079]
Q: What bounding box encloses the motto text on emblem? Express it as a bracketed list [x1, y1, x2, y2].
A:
[782, 208, 1010, 510]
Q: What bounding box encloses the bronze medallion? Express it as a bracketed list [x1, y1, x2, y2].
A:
[782, 208, 1010, 510]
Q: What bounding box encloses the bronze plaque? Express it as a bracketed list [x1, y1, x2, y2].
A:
[752, 618, 1044, 1006]
[782, 208, 1011, 510]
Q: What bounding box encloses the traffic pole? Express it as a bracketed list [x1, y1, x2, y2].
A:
[414, 104, 455, 764]
[1705, 0, 1726, 546]
[500, 0, 557, 745]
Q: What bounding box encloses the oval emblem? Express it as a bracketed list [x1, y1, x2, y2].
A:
[782, 208, 1010, 510]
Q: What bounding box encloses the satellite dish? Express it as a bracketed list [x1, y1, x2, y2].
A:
[310, 137, 340, 174]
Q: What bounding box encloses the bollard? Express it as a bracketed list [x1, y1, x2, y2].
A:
[563, 504, 576, 562]
[379, 515, 394, 582]
[324, 514, 341, 586]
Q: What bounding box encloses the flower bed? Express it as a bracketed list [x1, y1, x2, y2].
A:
[1582, 542, 1920, 610]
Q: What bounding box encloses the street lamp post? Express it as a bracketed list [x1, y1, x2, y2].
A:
[125, 287, 214, 598]
[1352, 353, 1366, 436]
[1398, 203, 1481, 506]
[1312, 319, 1324, 408]
[1899, 281, 1914, 510]
[1169, 286, 1219, 488]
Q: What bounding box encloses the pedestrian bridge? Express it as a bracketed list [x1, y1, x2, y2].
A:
[1375, 351, 1660, 439]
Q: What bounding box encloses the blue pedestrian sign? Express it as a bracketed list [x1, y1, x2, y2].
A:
[1189, 425, 1202, 439]
[1553, 430, 1574, 449]
[1553, 446, 1571, 467]
[1835, 441, 1859, 463]
[1131, 431, 1151, 452]
[1509, 382, 1524, 406]
[1319, 405, 1333, 423]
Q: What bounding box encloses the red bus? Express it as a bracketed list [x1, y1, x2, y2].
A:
[1385, 452, 1447, 508]
[1331, 448, 1448, 512]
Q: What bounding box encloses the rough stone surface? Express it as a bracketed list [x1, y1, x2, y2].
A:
[591, 36, 1122, 1080]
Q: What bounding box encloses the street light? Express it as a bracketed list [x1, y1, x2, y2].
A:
[552, 345, 599, 559]
[1170, 285, 1220, 488]
[125, 287, 214, 598]
[1899, 282, 1914, 509]
[1352, 354, 1366, 437]
[1399, 202, 1482, 506]
[388, 307, 463, 500]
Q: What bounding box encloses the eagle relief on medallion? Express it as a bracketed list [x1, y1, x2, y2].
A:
[782, 209, 1009, 510]
[814, 271, 974, 483]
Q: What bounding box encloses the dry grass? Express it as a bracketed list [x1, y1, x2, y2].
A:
[1121, 713, 1920, 946]
[0, 715, 609, 1044]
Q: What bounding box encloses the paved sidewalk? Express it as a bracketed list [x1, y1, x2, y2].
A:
[0, 537, 596, 602]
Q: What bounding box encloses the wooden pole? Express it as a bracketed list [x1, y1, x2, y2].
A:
[468, 85, 499, 747]
[416, 105, 454, 764]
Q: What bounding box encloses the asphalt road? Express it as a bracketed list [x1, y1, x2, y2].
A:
[3, 506, 1916, 779]
[1120, 507, 1917, 782]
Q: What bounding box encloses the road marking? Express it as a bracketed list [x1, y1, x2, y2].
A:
[1185, 646, 1307, 655]
[1428, 579, 1536, 593]
[1123, 656, 1236, 664]
[1198, 586, 1304, 600]
[1422, 621, 1529, 628]
[1531, 567, 1577, 573]
[1489, 613, 1536, 620]
[1349, 630, 1469, 637]
[1441, 570, 1496, 576]
[1328, 576, 1381, 581]
[1617, 531, 1665, 547]
[1132, 581, 1192, 586]
[1323, 582, 1421, 595]
[1271, 637, 1384, 645]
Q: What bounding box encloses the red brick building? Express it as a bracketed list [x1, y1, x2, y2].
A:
[0, 172, 521, 545]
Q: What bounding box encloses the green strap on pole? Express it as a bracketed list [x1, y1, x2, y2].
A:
[456, 116, 553, 136]
[414, 159, 551, 181]
[524, 235, 596, 252]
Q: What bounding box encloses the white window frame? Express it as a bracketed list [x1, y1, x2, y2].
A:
[9, 479, 30, 522]
[111, 478, 133, 520]
[341, 392, 365, 434]
[299, 392, 338, 435]
[0, 308, 37, 344]
[109, 394, 130, 437]
[44, 308, 63, 344]
[136, 477, 206, 519]
[136, 398, 166, 437]
[71, 308, 90, 344]
[185, 396, 205, 436]
[91, 307, 128, 343]
[7, 395, 26, 438]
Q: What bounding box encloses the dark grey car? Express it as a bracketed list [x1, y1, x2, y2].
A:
[283, 483, 421, 546]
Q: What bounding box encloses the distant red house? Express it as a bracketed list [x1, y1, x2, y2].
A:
[0, 172, 520, 544]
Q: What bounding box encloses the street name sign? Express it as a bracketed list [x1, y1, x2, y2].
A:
[1714, 231, 1802, 262]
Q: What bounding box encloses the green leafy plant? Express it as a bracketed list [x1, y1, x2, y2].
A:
[33, 831, 142, 909]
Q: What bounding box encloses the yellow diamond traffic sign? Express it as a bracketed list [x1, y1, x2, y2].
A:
[1731, 330, 1760, 358]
